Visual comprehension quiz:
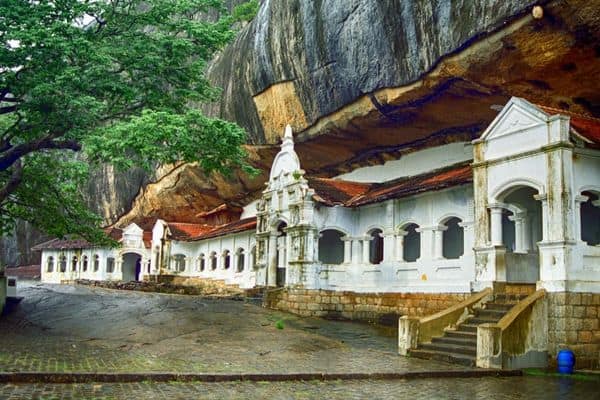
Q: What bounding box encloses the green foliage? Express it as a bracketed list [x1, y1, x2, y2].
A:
[0, 0, 255, 242]
[232, 0, 259, 22]
[275, 319, 285, 330]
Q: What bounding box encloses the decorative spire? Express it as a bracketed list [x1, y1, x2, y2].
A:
[281, 124, 294, 150]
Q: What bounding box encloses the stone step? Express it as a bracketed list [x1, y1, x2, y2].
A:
[419, 342, 477, 357]
[483, 302, 514, 311]
[466, 316, 502, 325]
[444, 330, 477, 340]
[493, 294, 528, 304]
[474, 308, 508, 318]
[456, 323, 478, 333]
[409, 349, 475, 367]
[431, 336, 477, 347]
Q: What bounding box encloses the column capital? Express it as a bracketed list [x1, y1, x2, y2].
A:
[533, 193, 548, 202]
[488, 202, 507, 211]
[575, 194, 589, 204]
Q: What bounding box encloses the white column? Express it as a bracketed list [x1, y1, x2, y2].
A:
[508, 213, 524, 253]
[416, 227, 433, 260]
[490, 207, 504, 246]
[342, 237, 352, 264]
[383, 230, 395, 262]
[396, 231, 407, 261]
[351, 239, 361, 264]
[459, 221, 474, 257]
[267, 234, 277, 287]
[362, 237, 371, 264]
[433, 226, 446, 259]
[534, 194, 549, 242]
[574, 195, 588, 242]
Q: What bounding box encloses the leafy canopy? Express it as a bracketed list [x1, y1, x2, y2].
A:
[0, 0, 256, 244]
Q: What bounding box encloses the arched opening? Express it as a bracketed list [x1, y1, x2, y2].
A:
[47, 256, 54, 273]
[496, 185, 543, 283]
[93, 254, 100, 272]
[368, 228, 384, 264]
[442, 217, 464, 259]
[223, 250, 231, 270]
[82, 255, 88, 272]
[172, 253, 186, 272]
[581, 191, 600, 245]
[318, 229, 344, 265]
[106, 257, 115, 274]
[236, 248, 245, 272]
[71, 256, 78, 272]
[275, 221, 287, 287]
[122, 253, 141, 281]
[59, 255, 67, 272]
[402, 224, 421, 262]
[198, 254, 205, 272]
[210, 251, 217, 270]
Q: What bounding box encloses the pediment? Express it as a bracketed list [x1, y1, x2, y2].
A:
[479, 97, 549, 142]
[123, 222, 143, 236]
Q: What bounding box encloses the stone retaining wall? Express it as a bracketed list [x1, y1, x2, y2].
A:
[547, 292, 600, 369]
[145, 274, 232, 289]
[263, 288, 469, 325]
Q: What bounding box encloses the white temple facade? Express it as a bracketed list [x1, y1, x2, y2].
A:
[36, 97, 599, 295]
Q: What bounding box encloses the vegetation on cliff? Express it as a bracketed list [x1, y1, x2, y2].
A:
[0, 0, 254, 243]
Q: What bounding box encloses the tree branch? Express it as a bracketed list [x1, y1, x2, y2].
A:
[0, 138, 81, 172]
[0, 105, 17, 114]
[0, 160, 23, 204]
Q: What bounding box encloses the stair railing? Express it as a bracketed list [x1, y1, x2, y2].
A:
[476, 289, 547, 369]
[398, 287, 493, 355]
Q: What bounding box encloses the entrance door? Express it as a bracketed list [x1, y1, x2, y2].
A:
[275, 222, 287, 287]
[122, 253, 142, 282]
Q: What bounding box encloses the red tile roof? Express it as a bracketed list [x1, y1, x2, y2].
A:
[308, 178, 372, 205]
[538, 105, 600, 145]
[351, 163, 472, 206]
[31, 238, 95, 251]
[311, 162, 473, 207]
[166, 222, 215, 240]
[188, 217, 257, 242]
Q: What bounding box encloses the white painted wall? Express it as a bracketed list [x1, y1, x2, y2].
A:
[313, 186, 476, 293]
[163, 230, 257, 289]
[336, 142, 473, 182]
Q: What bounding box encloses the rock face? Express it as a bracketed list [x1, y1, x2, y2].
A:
[119, 0, 600, 226]
[6, 0, 600, 263]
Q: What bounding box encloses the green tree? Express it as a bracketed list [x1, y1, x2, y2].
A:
[0, 0, 254, 244]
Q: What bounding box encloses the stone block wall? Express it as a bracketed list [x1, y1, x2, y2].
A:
[263, 288, 468, 325]
[547, 292, 600, 369]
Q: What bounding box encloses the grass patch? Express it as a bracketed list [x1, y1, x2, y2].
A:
[524, 368, 600, 381]
[275, 319, 285, 330]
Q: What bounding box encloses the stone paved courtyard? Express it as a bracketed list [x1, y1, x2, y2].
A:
[0, 281, 597, 399]
[0, 281, 460, 374]
[1, 376, 598, 400]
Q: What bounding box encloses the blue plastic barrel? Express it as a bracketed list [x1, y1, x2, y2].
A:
[557, 349, 575, 374]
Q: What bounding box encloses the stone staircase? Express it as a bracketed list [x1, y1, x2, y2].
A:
[409, 285, 535, 366]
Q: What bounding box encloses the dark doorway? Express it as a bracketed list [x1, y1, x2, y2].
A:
[276, 221, 287, 287]
[122, 253, 142, 282]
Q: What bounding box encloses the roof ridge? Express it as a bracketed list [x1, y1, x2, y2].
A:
[538, 104, 600, 123]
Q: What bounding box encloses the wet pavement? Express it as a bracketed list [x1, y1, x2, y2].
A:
[0, 376, 598, 399]
[0, 281, 459, 374]
[1, 281, 597, 399]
